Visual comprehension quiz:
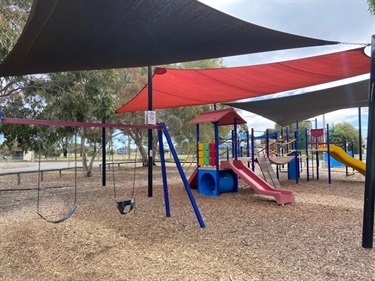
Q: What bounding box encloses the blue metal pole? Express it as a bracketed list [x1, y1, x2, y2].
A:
[305, 127, 309, 181]
[294, 130, 299, 184]
[359, 107, 363, 161]
[196, 124, 200, 167]
[295, 121, 299, 183]
[157, 129, 170, 217]
[215, 123, 220, 168]
[266, 129, 269, 158]
[351, 140, 355, 158]
[159, 122, 205, 228]
[275, 131, 279, 179]
[344, 140, 349, 176]
[351, 140, 355, 175]
[315, 118, 319, 180]
[327, 124, 331, 184]
[246, 130, 250, 158]
[275, 129, 280, 179]
[251, 128, 255, 172]
[295, 120, 299, 151]
[234, 118, 238, 160]
[246, 130, 250, 168]
[214, 121, 220, 196]
[231, 130, 235, 158]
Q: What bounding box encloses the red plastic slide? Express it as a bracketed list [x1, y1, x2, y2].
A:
[188, 167, 198, 189]
[221, 160, 295, 205]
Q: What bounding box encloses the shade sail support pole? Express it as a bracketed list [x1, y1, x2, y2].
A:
[102, 124, 106, 186]
[148, 66, 153, 197]
[362, 34, 375, 249]
[359, 107, 362, 161]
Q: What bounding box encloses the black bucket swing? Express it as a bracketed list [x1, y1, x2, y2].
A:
[111, 140, 136, 215]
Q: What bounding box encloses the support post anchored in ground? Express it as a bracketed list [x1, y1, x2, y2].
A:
[159, 122, 205, 228]
[362, 34, 375, 249]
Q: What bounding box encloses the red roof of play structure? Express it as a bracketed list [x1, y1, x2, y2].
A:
[116, 47, 370, 112]
[187, 108, 247, 126]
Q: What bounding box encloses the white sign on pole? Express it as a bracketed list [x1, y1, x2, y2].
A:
[147, 111, 156, 125]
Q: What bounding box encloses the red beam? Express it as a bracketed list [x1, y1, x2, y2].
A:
[1, 117, 162, 130]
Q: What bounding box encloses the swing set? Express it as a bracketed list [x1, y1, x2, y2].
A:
[0, 115, 206, 228]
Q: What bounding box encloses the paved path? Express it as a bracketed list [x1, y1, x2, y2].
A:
[0, 161, 101, 174]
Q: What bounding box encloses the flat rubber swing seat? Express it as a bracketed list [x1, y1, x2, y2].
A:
[38, 205, 77, 224]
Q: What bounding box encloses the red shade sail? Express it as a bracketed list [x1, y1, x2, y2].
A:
[116, 48, 370, 113]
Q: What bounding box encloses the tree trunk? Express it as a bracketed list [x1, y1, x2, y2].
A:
[137, 141, 148, 166]
[152, 135, 158, 165]
[127, 128, 159, 166]
[81, 136, 92, 177]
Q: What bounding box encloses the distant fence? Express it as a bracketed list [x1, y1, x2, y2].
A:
[0, 167, 78, 185]
[0, 162, 138, 185]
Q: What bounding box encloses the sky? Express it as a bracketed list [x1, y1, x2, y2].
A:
[199, 0, 374, 136]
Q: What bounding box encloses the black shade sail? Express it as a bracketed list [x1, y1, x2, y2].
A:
[226, 79, 369, 126]
[0, 0, 337, 77]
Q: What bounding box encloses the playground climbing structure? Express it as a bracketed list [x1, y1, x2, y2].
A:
[307, 125, 365, 184]
[187, 108, 295, 205]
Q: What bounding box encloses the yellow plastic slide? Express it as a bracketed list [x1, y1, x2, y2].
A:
[326, 144, 366, 176]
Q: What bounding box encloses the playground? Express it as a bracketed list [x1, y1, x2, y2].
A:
[0, 1, 374, 280]
[0, 163, 373, 280]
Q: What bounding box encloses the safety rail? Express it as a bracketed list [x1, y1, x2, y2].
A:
[98, 161, 137, 170]
[269, 139, 296, 157]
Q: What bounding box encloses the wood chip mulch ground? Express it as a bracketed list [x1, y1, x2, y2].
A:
[0, 164, 374, 281]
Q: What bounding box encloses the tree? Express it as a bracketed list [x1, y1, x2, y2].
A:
[2, 69, 119, 175]
[40, 70, 118, 176]
[112, 67, 152, 166]
[0, 83, 71, 159]
[368, 0, 375, 13]
[274, 121, 312, 152]
[329, 122, 360, 153]
[0, 1, 37, 101]
[0, 0, 31, 60]
[0, 0, 75, 159]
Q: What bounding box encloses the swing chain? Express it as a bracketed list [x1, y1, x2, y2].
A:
[36, 128, 78, 223]
[111, 135, 136, 214]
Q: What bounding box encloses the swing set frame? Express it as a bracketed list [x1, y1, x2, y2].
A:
[0, 115, 205, 228]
